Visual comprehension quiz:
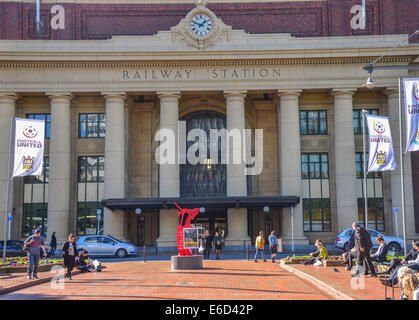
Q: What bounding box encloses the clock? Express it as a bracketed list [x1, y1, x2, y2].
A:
[189, 13, 213, 36]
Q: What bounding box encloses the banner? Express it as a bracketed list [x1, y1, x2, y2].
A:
[366, 114, 396, 172]
[403, 78, 419, 152]
[12, 118, 45, 177]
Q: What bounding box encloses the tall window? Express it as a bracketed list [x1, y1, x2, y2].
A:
[302, 153, 331, 232]
[355, 153, 385, 231]
[300, 110, 327, 135]
[180, 111, 226, 197]
[77, 156, 104, 235]
[353, 109, 379, 134]
[79, 113, 106, 138]
[27, 114, 51, 139]
[22, 158, 49, 237]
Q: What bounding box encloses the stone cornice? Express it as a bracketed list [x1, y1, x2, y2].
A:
[0, 56, 414, 68]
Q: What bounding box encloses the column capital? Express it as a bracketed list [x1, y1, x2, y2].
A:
[157, 91, 181, 100]
[0, 92, 17, 102]
[224, 90, 247, 97]
[330, 89, 356, 98]
[101, 92, 127, 100]
[385, 87, 399, 97]
[46, 92, 73, 101]
[277, 89, 302, 98]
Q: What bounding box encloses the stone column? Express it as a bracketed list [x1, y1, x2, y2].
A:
[46, 93, 72, 244]
[102, 92, 127, 240]
[386, 88, 416, 238]
[278, 90, 308, 246]
[332, 89, 358, 231]
[156, 91, 181, 250]
[0, 93, 16, 242]
[224, 90, 251, 248]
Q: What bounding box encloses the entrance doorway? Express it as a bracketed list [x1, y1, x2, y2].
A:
[137, 215, 145, 246]
[192, 211, 227, 239]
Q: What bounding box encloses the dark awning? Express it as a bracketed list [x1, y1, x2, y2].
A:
[102, 196, 300, 211]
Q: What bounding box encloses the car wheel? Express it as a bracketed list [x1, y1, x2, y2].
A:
[116, 249, 127, 258]
[388, 242, 401, 252]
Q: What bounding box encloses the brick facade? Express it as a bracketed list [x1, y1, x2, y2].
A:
[0, 0, 418, 41]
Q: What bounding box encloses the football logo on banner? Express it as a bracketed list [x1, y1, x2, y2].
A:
[403, 78, 419, 152]
[366, 115, 396, 172]
[12, 118, 45, 177]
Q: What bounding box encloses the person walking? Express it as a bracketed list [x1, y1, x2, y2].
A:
[24, 229, 47, 279]
[200, 230, 213, 260]
[254, 231, 266, 262]
[352, 222, 377, 277]
[62, 234, 77, 280]
[268, 231, 279, 263]
[50, 231, 57, 256]
[213, 232, 223, 260]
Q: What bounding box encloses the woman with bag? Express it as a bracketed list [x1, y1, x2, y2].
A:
[62, 234, 77, 280]
[213, 232, 223, 260]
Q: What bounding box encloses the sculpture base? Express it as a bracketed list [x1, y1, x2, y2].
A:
[171, 255, 203, 271]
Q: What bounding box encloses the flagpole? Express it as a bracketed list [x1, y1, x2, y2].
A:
[2, 117, 15, 260]
[398, 78, 408, 256]
[362, 109, 368, 230]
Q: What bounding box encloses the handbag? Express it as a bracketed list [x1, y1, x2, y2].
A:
[313, 260, 323, 267]
[198, 246, 204, 254]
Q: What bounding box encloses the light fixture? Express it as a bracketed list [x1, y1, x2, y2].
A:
[200, 207, 205, 213]
[362, 73, 375, 89]
[263, 206, 270, 212]
[135, 208, 142, 214]
[206, 158, 212, 170]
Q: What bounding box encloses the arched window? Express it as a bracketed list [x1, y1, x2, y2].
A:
[180, 111, 226, 197]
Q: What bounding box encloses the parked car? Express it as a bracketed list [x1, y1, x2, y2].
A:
[335, 228, 404, 253]
[75, 235, 137, 258]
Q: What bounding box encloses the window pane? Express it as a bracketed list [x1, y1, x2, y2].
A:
[308, 111, 318, 134]
[79, 157, 86, 181]
[86, 157, 98, 181]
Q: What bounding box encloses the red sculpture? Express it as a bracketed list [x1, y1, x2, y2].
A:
[175, 203, 200, 256]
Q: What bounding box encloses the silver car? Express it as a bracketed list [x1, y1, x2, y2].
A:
[335, 228, 404, 252]
[76, 235, 137, 258]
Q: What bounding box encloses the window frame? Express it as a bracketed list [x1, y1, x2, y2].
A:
[299, 110, 328, 135]
[78, 113, 106, 138]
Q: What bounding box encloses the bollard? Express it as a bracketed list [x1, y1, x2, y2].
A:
[143, 245, 146, 262]
[247, 244, 250, 261]
[155, 241, 158, 256]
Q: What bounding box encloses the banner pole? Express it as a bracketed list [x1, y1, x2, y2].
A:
[362, 110, 368, 230]
[2, 116, 15, 260]
[398, 78, 408, 256]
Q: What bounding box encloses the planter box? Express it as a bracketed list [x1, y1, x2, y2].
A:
[282, 258, 310, 265]
[323, 260, 345, 267]
[0, 263, 62, 274]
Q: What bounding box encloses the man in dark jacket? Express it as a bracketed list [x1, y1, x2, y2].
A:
[352, 222, 377, 277]
[200, 230, 213, 260]
[384, 240, 418, 274]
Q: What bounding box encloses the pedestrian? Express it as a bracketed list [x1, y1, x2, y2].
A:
[24, 229, 47, 280]
[62, 233, 77, 280]
[200, 230, 213, 260]
[383, 240, 418, 274]
[303, 240, 328, 265]
[50, 231, 57, 256]
[268, 231, 279, 263]
[352, 222, 377, 277]
[213, 232, 223, 260]
[343, 230, 355, 270]
[254, 231, 266, 262]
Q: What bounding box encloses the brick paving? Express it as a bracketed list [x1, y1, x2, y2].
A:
[287, 264, 402, 300]
[0, 260, 330, 300]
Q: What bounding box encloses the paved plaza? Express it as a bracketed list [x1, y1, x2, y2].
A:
[0, 259, 399, 300]
[1, 260, 331, 300]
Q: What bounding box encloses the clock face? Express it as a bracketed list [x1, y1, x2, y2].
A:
[190, 14, 212, 36]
